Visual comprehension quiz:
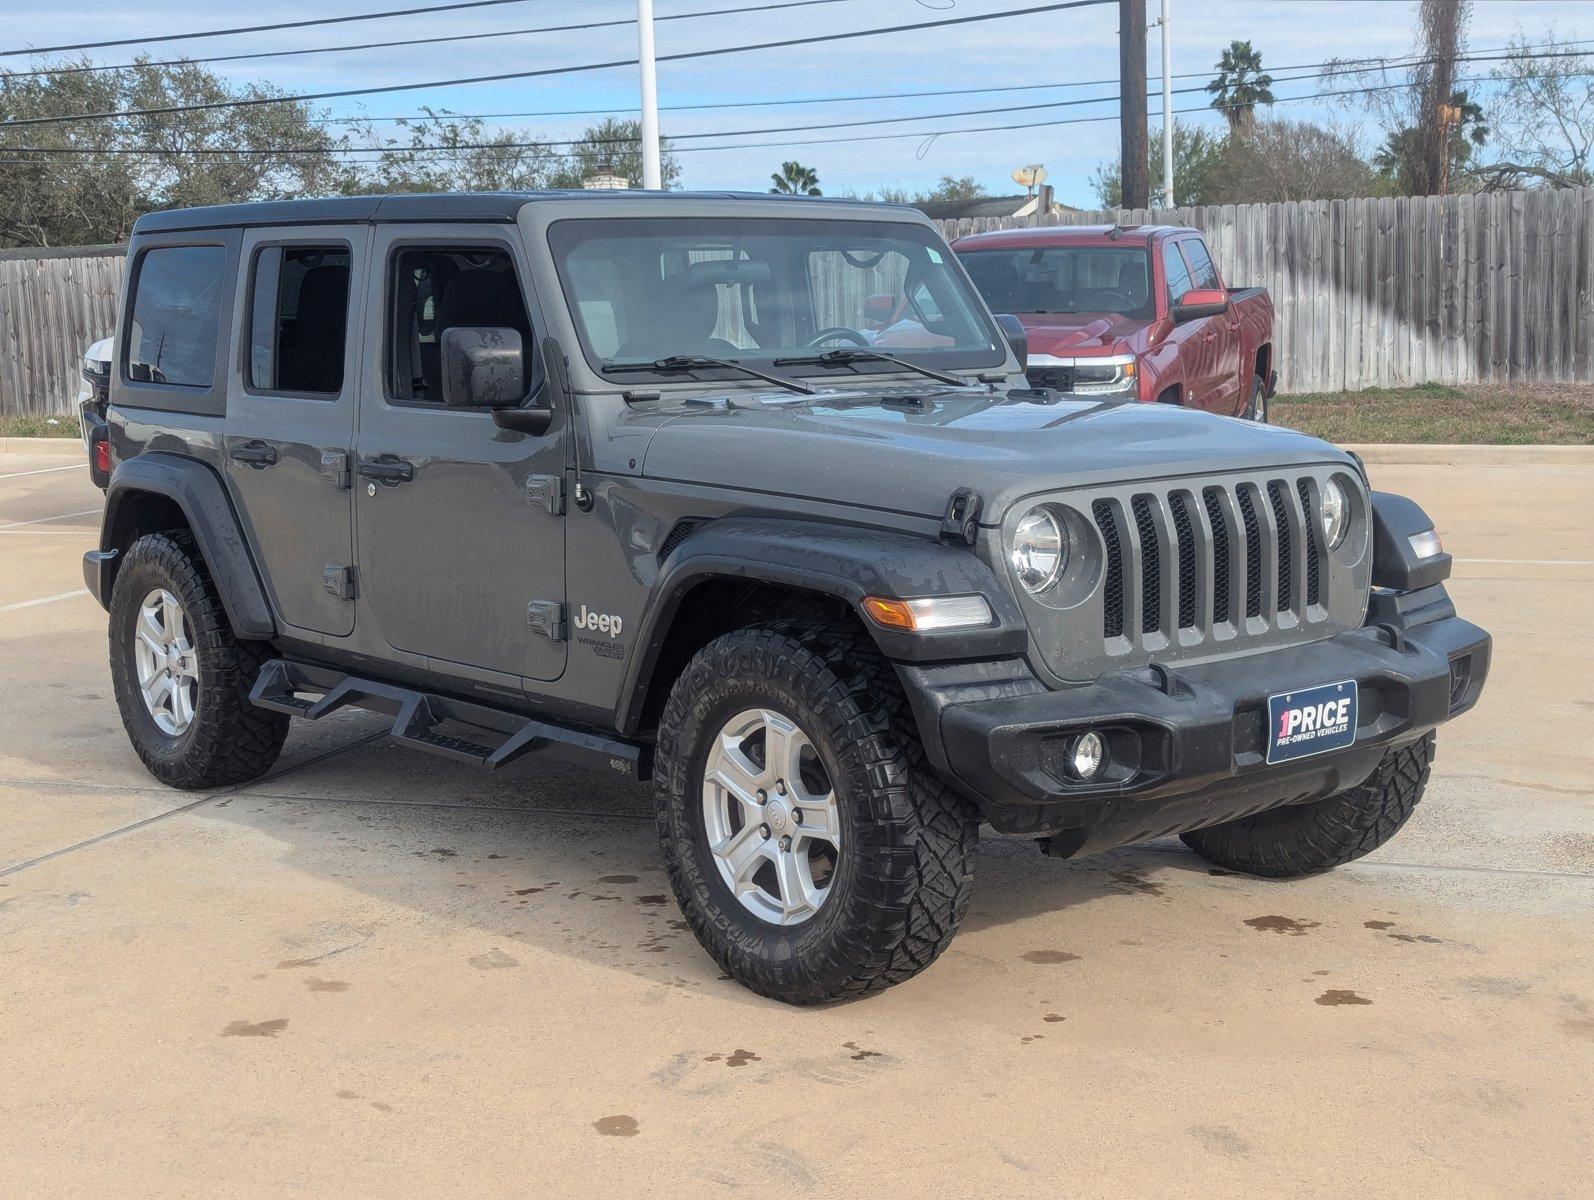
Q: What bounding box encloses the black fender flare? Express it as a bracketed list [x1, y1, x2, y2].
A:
[616, 517, 1028, 733]
[97, 452, 277, 639]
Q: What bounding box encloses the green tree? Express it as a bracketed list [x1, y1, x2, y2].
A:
[544, 117, 680, 190]
[350, 109, 561, 195]
[1476, 31, 1592, 190]
[1373, 90, 1488, 194]
[1207, 40, 1275, 132]
[769, 160, 821, 195]
[1091, 124, 1225, 208]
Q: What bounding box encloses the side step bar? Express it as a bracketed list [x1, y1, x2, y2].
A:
[249, 659, 650, 781]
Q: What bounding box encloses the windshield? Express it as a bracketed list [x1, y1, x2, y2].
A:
[958, 246, 1154, 319]
[548, 217, 1004, 380]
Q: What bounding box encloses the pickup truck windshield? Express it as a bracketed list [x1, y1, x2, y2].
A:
[548, 217, 1003, 380]
[959, 246, 1154, 319]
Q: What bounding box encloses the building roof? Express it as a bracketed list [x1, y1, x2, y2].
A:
[132, 189, 918, 235]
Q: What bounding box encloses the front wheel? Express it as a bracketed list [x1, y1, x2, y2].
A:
[653, 621, 979, 1004]
[1180, 734, 1434, 878]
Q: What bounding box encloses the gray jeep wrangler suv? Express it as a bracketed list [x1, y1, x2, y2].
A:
[86, 192, 1490, 1003]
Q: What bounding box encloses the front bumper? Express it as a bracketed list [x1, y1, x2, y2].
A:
[899, 605, 1489, 856]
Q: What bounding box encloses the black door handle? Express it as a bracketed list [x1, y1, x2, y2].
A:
[357, 455, 415, 485]
[230, 440, 279, 467]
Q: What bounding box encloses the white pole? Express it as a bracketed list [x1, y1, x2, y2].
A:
[1160, 0, 1174, 209]
[1160, 0, 1173, 208]
[637, 0, 662, 189]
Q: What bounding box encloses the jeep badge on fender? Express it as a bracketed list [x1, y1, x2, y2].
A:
[84, 191, 1491, 1005]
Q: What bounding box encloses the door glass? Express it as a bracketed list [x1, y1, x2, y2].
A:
[388, 246, 533, 405]
[1182, 239, 1220, 290]
[126, 245, 226, 387]
[247, 245, 351, 394]
[1162, 241, 1194, 305]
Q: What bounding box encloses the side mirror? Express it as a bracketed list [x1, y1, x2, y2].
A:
[994, 313, 1028, 371]
[1171, 288, 1230, 324]
[441, 327, 525, 409]
[862, 293, 896, 326]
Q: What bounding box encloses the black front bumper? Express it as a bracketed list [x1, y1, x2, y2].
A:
[898, 604, 1490, 857]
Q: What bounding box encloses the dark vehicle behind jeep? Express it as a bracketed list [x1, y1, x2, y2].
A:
[85, 192, 1489, 1004]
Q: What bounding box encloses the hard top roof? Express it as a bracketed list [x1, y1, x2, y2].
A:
[950, 224, 1187, 250]
[132, 189, 919, 235]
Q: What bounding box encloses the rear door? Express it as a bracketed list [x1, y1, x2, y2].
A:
[223, 226, 366, 638]
[352, 226, 567, 683]
[1180, 237, 1244, 413]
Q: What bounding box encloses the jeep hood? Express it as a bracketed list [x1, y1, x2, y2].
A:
[640, 387, 1355, 520]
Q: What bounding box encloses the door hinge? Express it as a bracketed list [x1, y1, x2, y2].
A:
[320, 450, 351, 490]
[525, 473, 564, 516]
[526, 599, 566, 641]
[323, 564, 357, 601]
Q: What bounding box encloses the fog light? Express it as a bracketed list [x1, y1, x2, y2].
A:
[1069, 731, 1106, 779]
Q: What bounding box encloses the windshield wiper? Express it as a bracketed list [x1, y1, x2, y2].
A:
[771, 348, 974, 388]
[603, 354, 815, 395]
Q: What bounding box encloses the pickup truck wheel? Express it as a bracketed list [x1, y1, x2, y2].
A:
[109, 532, 289, 790]
[1244, 374, 1267, 422]
[653, 621, 979, 1004]
[1180, 733, 1434, 878]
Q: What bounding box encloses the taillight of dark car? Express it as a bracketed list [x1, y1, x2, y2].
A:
[88, 423, 111, 489]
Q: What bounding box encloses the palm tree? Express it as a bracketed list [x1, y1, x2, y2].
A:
[769, 161, 821, 196]
[1207, 40, 1275, 132]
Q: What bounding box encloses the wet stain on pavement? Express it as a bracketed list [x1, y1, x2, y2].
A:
[305, 978, 348, 992]
[1387, 932, 1444, 944]
[1189, 1124, 1252, 1157]
[1043, 1013, 1066, 1023]
[1561, 1018, 1594, 1041]
[469, 949, 520, 970]
[593, 1115, 640, 1137]
[1022, 950, 1082, 964]
[704, 1049, 761, 1067]
[222, 1018, 288, 1038]
[842, 1041, 882, 1061]
[1206, 867, 1234, 876]
[635, 894, 669, 906]
[597, 874, 639, 884]
[1020, 1034, 1045, 1044]
[1109, 871, 1166, 897]
[513, 887, 546, 896]
[1245, 915, 1320, 935]
[1315, 989, 1372, 1006]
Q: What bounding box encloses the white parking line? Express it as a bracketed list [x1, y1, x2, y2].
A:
[0, 464, 82, 481]
[1455, 558, 1594, 566]
[0, 588, 88, 613]
[0, 507, 102, 530]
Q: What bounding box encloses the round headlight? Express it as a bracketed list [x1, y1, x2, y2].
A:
[1011, 507, 1066, 594]
[1320, 479, 1349, 550]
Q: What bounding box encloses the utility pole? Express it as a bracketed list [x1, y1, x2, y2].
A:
[1159, 0, 1173, 209]
[1118, 0, 1149, 210]
[637, 0, 662, 190]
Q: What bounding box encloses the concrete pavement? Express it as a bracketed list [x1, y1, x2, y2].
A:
[1, 451, 1589, 1199]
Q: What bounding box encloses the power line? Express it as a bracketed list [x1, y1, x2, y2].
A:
[2, 0, 867, 79]
[0, 1, 1112, 130]
[0, 0, 561, 59]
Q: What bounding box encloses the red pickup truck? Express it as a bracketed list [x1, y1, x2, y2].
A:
[952, 225, 1276, 420]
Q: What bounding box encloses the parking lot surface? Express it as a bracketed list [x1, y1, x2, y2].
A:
[1, 446, 1590, 1198]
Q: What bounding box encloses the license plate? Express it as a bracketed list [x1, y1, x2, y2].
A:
[1266, 680, 1358, 764]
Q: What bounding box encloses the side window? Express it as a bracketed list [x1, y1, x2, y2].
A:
[388, 245, 533, 405]
[1161, 240, 1193, 306]
[126, 245, 226, 388]
[247, 245, 350, 395]
[1181, 238, 1220, 290]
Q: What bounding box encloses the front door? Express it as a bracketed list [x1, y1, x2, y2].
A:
[224, 226, 365, 637]
[353, 227, 567, 682]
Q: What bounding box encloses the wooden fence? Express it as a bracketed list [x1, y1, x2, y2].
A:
[2, 186, 1591, 414]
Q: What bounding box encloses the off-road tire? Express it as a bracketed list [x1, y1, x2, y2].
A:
[653, 620, 979, 1004]
[1244, 374, 1267, 422]
[1180, 733, 1434, 878]
[109, 531, 288, 790]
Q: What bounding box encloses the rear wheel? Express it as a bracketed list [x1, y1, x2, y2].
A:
[1243, 374, 1268, 422]
[1180, 734, 1434, 878]
[653, 620, 979, 1004]
[109, 532, 288, 790]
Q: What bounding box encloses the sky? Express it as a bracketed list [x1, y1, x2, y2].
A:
[5, 0, 1586, 205]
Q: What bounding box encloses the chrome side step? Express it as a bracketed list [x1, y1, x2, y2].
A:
[250, 659, 648, 780]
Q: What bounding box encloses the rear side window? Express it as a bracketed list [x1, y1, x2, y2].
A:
[1161, 240, 1193, 305]
[248, 245, 351, 395]
[1181, 238, 1220, 290]
[126, 246, 226, 388]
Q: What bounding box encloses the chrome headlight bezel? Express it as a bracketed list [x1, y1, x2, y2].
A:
[1010, 506, 1067, 594]
[1028, 353, 1138, 396]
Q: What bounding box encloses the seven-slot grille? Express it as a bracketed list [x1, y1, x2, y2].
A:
[1090, 475, 1327, 651]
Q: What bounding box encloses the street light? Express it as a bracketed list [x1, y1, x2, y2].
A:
[638, 0, 662, 190]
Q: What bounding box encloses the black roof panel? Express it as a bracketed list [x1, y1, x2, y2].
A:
[131, 190, 915, 235]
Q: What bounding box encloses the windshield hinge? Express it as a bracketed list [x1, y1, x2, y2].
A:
[526, 473, 565, 516]
[939, 488, 983, 546]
